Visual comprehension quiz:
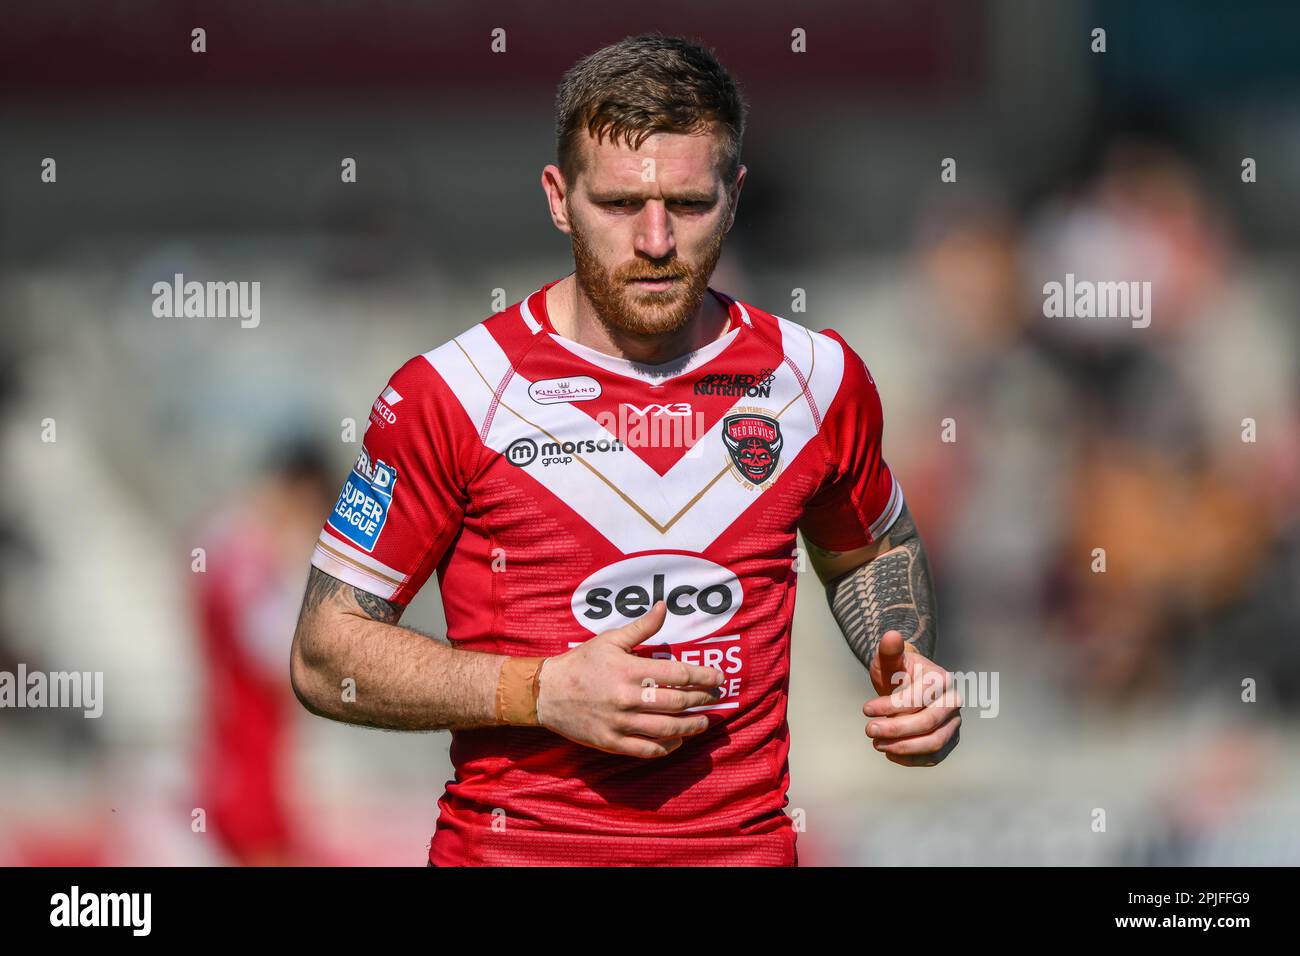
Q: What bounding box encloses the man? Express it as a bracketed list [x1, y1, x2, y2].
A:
[195, 440, 335, 865]
[291, 33, 960, 867]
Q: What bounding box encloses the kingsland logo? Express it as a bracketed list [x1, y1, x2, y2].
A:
[529, 376, 601, 405]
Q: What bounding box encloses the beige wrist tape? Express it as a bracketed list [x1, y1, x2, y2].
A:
[495, 656, 546, 726]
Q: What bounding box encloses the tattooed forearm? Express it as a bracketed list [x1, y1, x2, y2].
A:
[301, 566, 404, 624]
[824, 503, 936, 667]
[301, 565, 343, 613]
[352, 588, 404, 624]
[292, 565, 501, 731]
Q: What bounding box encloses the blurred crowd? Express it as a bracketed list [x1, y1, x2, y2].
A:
[892, 136, 1299, 708]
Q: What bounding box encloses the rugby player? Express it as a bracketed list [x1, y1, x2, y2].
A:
[290, 33, 960, 867]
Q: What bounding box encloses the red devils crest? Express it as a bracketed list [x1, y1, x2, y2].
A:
[722, 413, 783, 485]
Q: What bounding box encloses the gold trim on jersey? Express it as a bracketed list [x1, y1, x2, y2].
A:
[317, 538, 407, 587]
[453, 328, 815, 535]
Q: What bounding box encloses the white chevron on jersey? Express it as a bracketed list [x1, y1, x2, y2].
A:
[423, 316, 848, 553]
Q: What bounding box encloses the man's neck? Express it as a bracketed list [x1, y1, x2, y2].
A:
[545, 273, 731, 365]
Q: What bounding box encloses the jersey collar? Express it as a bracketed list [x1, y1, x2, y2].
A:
[520, 277, 751, 384]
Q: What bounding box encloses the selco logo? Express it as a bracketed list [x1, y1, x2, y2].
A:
[572, 554, 742, 645]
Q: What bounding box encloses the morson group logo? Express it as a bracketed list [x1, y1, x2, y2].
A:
[722, 412, 783, 487]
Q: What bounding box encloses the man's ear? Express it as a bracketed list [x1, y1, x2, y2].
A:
[724, 164, 747, 233]
[541, 164, 573, 234]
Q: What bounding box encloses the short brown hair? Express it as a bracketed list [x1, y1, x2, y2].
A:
[555, 33, 748, 184]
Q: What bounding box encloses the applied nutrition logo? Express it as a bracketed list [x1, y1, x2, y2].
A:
[694, 369, 775, 398]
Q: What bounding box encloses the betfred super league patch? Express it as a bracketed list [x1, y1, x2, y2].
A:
[328, 447, 398, 552]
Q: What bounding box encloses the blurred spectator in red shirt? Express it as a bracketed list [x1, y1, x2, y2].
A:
[191, 439, 334, 865]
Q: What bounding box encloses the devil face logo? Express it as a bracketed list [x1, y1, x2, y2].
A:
[722, 413, 783, 485]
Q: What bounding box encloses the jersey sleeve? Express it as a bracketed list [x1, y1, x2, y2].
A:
[798, 330, 904, 552]
[310, 354, 472, 605]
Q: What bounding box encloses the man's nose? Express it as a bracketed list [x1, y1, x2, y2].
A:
[633, 201, 675, 260]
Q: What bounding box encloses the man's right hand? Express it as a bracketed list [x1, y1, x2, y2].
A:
[535, 601, 725, 758]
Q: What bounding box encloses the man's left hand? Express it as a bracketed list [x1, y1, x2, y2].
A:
[864, 630, 962, 767]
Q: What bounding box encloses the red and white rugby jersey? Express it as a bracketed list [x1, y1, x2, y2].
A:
[311, 277, 904, 866]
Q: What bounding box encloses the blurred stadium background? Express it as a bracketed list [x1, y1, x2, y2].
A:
[1, 0, 1297, 865]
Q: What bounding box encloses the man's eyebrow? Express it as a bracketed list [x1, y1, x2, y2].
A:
[588, 188, 718, 203]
